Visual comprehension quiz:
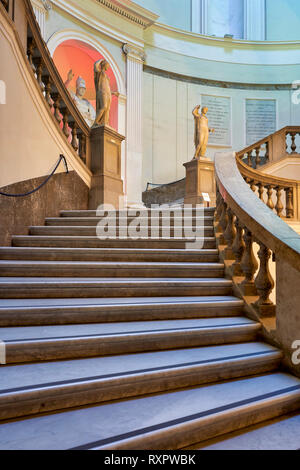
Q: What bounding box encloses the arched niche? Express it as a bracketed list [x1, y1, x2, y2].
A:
[52, 39, 119, 129]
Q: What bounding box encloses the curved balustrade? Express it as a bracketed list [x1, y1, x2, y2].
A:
[23, 0, 90, 166]
[215, 151, 300, 375]
[236, 126, 300, 169]
[236, 157, 300, 221]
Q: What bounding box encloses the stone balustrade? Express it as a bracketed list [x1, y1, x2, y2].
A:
[215, 151, 300, 376]
[236, 126, 300, 169]
[24, 0, 90, 166]
[236, 157, 300, 221]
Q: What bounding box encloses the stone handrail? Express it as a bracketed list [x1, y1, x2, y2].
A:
[237, 157, 300, 221]
[22, 0, 91, 166]
[0, 0, 8, 12]
[236, 126, 300, 169]
[215, 151, 300, 375]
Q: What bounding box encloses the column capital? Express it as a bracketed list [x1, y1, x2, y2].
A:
[122, 44, 146, 63]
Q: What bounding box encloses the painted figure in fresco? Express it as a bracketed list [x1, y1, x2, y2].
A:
[192, 105, 215, 159]
[65, 70, 96, 127]
[93, 59, 118, 127]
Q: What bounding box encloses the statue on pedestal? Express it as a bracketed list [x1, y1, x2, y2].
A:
[93, 59, 118, 128]
[192, 105, 215, 159]
[65, 70, 96, 127]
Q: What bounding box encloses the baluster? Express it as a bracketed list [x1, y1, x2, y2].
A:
[34, 58, 44, 91]
[285, 131, 289, 153]
[51, 93, 62, 123]
[275, 187, 284, 218]
[285, 187, 294, 219]
[61, 108, 70, 138]
[42, 75, 53, 108]
[27, 38, 36, 72]
[224, 208, 235, 246]
[70, 123, 79, 151]
[254, 242, 274, 306]
[79, 133, 87, 163]
[247, 151, 252, 166]
[231, 218, 245, 276]
[265, 141, 269, 163]
[258, 183, 264, 201]
[240, 228, 258, 295]
[266, 185, 274, 210]
[217, 198, 227, 245]
[290, 132, 297, 154]
[250, 180, 256, 193]
[255, 147, 261, 168]
[215, 189, 222, 222]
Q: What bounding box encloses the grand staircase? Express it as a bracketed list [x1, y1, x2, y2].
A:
[0, 207, 299, 450]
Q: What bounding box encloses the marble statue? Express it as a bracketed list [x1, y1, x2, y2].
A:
[192, 105, 215, 159]
[93, 59, 118, 128]
[65, 70, 96, 127]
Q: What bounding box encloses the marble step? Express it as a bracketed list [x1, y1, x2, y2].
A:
[60, 208, 216, 218]
[0, 373, 299, 450]
[0, 317, 260, 363]
[0, 261, 224, 278]
[0, 247, 220, 262]
[194, 412, 300, 450]
[11, 236, 216, 249]
[0, 296, 244, 326]
[45, 216, 215, 227]
[0, 277, 233, 298]
[28, 226, 215, 237]
[0, 343, 282, 421]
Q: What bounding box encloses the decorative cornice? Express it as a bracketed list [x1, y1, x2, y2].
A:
[96, 0, 159, 29]
[123, 43, 146, 62]
[144, 65, 293, 91]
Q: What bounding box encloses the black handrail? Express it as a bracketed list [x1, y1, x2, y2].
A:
[0, 154, 69, 197]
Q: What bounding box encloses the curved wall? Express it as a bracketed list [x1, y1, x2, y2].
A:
[39, 1, 300, 192]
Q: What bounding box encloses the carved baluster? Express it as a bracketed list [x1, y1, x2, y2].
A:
[285, 187, 294, 219]
[265, 141, 269, 163]
[27, 38, 36, 72]
[258, 183, 264, 201]
[275, 187, 284, 218]
[266, 185, 274, 210]
[290, 132, 297, 154]
[240, 228, 258, 294]
[224, 208, 235, 251]
[36, 57, 45, 92]
[285, 131, 289, 153]
[254, 242, 274, 306]
[255, 147, 261, 168]
[79, 133, 87, 163]
[61, 108, 70, 138]
[42, 75, 53, 108]
[247, 151, 252, 167]
[51, 93, 62, 123]
[215, 190, 222, 222]
[70, 123, 79, 151]
[231, 218, 245, 276]
[250, 180, 256, 193]
[217, 198, 227, 245]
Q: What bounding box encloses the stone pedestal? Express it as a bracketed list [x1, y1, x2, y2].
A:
[89, 125, 125, 210]
[183, 157, 216, 206]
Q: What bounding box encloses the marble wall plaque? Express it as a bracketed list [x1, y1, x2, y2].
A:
[246, 99, 277, 146]
[201, 94, 231, 146]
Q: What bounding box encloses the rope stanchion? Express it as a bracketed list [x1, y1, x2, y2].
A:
[0, 155, 69, 197]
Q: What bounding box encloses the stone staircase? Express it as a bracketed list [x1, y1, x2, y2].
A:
[0, 208, 299, 450]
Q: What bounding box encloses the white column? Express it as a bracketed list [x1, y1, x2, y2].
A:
[122, 44, 146, 208]
[191, 0, 208, 34]
[245, 0, 266, 40]
[30, 0, 51, 39]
